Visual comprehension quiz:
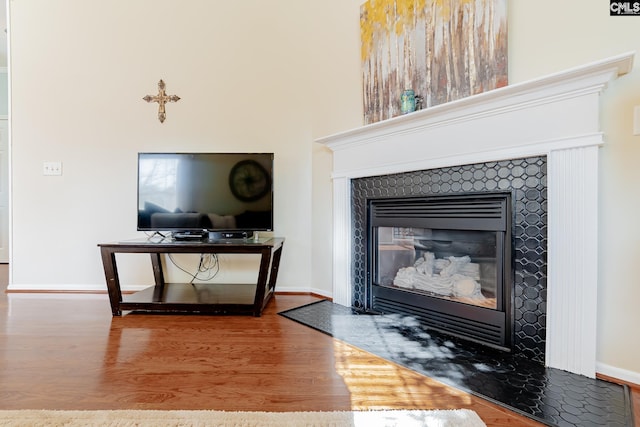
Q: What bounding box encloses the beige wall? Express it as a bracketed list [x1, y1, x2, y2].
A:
[9, 1, 640, 379]
[509, 1, 640, 380]
[309, 1, 640, 380]
[309, 1, 363, 295]
[9, 1, 314, 291]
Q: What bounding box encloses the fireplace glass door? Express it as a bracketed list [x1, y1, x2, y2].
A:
[367, 194, 512, 350]
[376, 227, 499, 310]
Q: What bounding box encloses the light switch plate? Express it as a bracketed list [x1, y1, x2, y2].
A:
[43, 161, 62, 176]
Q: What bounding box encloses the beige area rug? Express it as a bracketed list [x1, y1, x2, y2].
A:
[0, 409, 486, 427]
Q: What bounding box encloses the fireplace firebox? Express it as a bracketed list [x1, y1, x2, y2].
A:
[368, 193, 513, 350]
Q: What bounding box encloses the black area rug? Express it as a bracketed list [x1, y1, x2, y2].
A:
[279, 300, 634, 427]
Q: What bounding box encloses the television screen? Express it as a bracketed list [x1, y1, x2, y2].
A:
[137, 152, 273, 234]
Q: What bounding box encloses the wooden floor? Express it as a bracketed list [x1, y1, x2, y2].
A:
[0, 265, 637, 426]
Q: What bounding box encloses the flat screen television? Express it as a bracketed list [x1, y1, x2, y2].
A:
[137, 152, 273, 238]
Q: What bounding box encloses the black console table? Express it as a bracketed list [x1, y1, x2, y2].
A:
[98, 237, 284, 317]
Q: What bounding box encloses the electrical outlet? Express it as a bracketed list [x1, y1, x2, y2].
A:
[43, 161, 63, 176]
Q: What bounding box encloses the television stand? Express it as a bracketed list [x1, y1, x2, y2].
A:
[98, 237, 284, 317]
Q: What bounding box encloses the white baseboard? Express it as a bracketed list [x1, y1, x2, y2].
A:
[597, 362, 640, 386]
[7, 283, 333, 297]
[307, 287, 332, 298]
[275, 286, 332, 299]
[6, 284, 150, 292]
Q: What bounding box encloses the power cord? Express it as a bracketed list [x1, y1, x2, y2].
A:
[167, 253, 220, 284]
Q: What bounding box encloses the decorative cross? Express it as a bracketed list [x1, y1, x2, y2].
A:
[143, 80, 181, 123]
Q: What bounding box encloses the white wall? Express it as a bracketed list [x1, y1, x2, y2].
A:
[9, 1, 313, 292]
[309, 1, 640, 380]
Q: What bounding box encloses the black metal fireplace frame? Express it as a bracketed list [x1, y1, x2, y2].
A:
[365, 192, 514, 351]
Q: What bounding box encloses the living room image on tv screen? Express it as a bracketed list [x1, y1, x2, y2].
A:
[137, 152, 274, 234]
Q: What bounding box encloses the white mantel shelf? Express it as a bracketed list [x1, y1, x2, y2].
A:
[318, 51, 634, 179]
[316, 51, 634, 378]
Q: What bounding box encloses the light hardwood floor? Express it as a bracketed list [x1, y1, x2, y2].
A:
[0, 265, 636, 426]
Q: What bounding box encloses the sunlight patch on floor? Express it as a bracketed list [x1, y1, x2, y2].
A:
[332, 339, 473, 410]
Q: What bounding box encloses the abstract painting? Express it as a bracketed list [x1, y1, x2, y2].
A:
[360, 0, 508, 124]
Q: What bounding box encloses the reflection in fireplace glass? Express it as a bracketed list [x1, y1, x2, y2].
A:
[376, 227, 497, 310]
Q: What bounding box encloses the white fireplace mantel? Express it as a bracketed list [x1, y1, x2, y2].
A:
[316, 52, 634, 378]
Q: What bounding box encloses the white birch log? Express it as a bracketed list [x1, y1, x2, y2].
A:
[393, 252, 485, 299]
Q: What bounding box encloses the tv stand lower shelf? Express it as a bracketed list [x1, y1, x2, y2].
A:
[98, 238, 284, 316]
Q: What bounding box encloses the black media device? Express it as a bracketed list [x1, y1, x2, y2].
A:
[137, 152, 274, 240]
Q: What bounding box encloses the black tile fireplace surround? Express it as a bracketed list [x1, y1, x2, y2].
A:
[351, 156, 547, 363]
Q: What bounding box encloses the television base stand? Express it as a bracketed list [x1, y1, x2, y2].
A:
[98, 237, 284, 316]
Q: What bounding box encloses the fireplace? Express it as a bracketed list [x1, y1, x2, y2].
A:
[367, 193, 513, 351]
[353, 156, 547, 360]
[317, 52, 633, 377]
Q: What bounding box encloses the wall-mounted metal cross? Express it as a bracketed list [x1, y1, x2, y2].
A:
[143, 80, 180, 123]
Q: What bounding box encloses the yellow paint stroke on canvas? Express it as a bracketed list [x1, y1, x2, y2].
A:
[361, 0, 480, 62]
